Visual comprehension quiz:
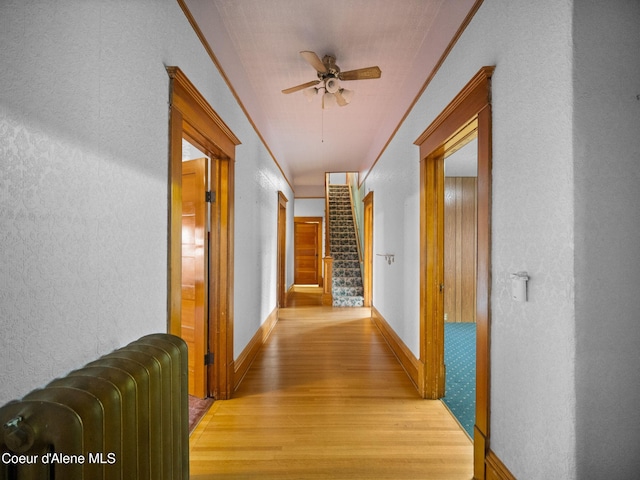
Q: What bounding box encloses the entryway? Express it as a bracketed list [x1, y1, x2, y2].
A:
[167, 66, 240, 401]
[415, 66, 494, 478]
[442, 136, 478, 438]
[294, 217, 323, 286]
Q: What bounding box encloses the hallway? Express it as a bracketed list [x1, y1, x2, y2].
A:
[189, 289, 473, 479]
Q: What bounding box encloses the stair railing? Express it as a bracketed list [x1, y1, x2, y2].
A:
[347, 173, 364, 269]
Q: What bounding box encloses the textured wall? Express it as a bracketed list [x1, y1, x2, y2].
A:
[294, 198, 324, 218]
[0, 0, 174, 405]
[0, 0, 292, 404]
[365, 1, 576, 477]
[294, 198, 326, 263]
[573, 1, 640, 477]
[233, 143, 294, 356]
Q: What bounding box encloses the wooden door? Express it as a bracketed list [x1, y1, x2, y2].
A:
[182, 157, 208, 398]
[294, 219, 320, 285]
[277, 192, 288, 307]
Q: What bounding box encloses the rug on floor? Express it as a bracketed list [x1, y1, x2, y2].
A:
[189, 395, 214, 434]
[443, 322, 476, 439]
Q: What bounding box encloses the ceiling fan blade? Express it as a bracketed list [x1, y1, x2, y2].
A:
[281, 80, 320, 94]
[339, 66, 382, 81]
[300, 51, 328, 73]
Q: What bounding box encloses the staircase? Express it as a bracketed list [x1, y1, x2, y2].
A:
[328, 185, 364, 307]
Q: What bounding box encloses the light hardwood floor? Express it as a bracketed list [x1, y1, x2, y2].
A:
[189, 287, 473, 479]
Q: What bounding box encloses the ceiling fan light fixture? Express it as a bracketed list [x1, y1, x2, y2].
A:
[303, 86, 318, 102]
[339, 88, 354, 104]
[325, 77, 340, 94]
[322, 91, 337, 109]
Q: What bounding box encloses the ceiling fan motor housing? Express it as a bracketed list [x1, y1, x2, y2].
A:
[322, 55, 340, 75]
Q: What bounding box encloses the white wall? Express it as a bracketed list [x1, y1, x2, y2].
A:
[233, 145, 294, 355]
[365, 1, 577, 477]
[294, 198, 324, 218]
[0, 0, 292, 405]
[573, 1, 640, 477]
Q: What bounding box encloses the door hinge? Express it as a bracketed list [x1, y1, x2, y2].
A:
[205, 191, 215, 203]
[205, 352, 214, 365]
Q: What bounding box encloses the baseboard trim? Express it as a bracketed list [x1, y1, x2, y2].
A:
[233, 307, 279, 390]
[371, 306, 422, 392]
[486, 449, 516, 480]
[286, 283, 295, 306]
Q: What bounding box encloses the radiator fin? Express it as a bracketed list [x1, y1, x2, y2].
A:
[0, 333, 189, 480]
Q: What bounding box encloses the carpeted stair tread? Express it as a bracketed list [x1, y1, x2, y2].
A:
[328, 185, 364, 307]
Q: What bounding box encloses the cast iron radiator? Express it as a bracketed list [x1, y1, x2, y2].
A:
[0, 334, 189, 479]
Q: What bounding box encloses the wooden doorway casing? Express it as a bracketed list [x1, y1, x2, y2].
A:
[294, 217, 323, 286]
[277, 192, 288, 308]
[415, 66, 494, 479]
[363, 192, 374, 307]
[167, 66, 240, 400]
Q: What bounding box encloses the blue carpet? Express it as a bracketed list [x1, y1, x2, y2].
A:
[443, 322, 476, 439]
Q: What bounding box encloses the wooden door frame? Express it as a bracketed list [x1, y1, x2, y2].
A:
[277, 192, 288, 307]
[415, 66, 494, 479]
[294, 216, 323, 286]
[363, 192, 374, 307]
[167, 66, 240, 400]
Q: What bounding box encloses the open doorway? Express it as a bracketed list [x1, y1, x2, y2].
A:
[167, 66, 239, 401]
[415, 66, 493, 478]
[442, 136, 478, 438]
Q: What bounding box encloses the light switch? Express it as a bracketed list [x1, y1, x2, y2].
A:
[510, 271, 529, 302]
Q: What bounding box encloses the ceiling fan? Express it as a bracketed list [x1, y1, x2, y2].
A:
[282, 51, 381, 109]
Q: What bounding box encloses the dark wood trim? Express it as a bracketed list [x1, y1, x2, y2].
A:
[233, 307, 279, 391]
[363, 192, 374, 307]
[213, 155, 236, 400]
[419, 148, 446, 399]
[475, 103, 492, 465]
[167, 67, 240, 151]
[277, 192, 288, 308]
[167, 66, 238, 400]
[415, 66, 495, 154]
[168, 103, 183, 338]
[486, 450, 517, 480]
[371, 306, 423, 392]
[415, 66, 494, 479]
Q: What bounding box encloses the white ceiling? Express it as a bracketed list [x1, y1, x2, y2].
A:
[183, 0, 479, 196]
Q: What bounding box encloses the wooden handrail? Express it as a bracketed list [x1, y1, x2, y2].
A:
[323, 173, 333, 306]
[347, 173, 363, 266]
